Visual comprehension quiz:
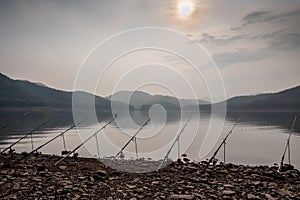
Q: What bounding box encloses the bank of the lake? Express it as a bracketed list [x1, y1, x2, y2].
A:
[0, 153, 299, 199]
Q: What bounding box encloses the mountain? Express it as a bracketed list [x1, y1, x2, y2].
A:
[1, 72, 299, 112]
[107, 90, 209, 111]
[107, 91, 151, 110]
[217, 85, 300, 111]
[0, 73, 115, 111]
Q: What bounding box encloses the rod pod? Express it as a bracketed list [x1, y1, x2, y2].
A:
[55, 119, 114, 166]
[202, 116, 242, 173]
[0, 113, 61, 155]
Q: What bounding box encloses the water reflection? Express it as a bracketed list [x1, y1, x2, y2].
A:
[225, 112, 300, 134]
[0, 110, 300, 169]
[0, 111, 73, 140]
[0, 111, 299, 140]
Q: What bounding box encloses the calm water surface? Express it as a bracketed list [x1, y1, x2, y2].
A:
[0, 111, 299, 169]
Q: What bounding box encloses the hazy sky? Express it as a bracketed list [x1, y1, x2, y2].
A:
[0, 0, 300, 100]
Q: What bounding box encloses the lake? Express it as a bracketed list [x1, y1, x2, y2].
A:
[0, 111, 299, 169]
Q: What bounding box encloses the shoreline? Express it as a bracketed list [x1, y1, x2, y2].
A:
[0, 153, 299, 199]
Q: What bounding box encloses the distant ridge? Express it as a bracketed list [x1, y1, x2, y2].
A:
[0, 73, 299, 112]
[107, 90, 209, 111]
[0, 73, 114, 111]
[216, 85, 300, 111]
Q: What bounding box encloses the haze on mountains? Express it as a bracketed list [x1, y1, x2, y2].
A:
[1, 73, 299, 112]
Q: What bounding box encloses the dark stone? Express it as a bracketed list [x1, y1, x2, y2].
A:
[281, 164, 294, 172]
[36, 164, 46, 171]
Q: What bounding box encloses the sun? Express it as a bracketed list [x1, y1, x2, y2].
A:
[177, 0, 195, 19]
[171, 0, 201, 25]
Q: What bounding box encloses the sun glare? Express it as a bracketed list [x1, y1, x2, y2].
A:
[177, 0, 195, 19]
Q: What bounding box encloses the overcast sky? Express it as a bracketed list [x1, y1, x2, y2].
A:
[0, 0, 300, 100]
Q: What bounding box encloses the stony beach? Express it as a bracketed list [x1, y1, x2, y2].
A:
[0, 153, 299, 199]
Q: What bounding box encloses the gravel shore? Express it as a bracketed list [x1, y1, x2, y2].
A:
[0, 153, 299, 199]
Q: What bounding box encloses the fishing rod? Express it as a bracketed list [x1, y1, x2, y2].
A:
[202, 116, 242, 173]
[0, 112, 30, 131]
[16, 115, 90, 162]
[279, 116, 297, 171]
[55, 119, 114, 165]
[94, 133, 101, 159]
[134, 137, 138, 159]
[107, 118, 150, 166]
[0, 113, 61, 155]
[157, 116, 192, 170]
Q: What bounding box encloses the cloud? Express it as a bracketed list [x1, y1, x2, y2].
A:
[212, 48, 270, 66]
[250, 30, 284, 40]
[197, 30, 284, 46]
[270, 32, 300, 50]
[198, 33, 248, 46]
[211, 31, 300, 67]
[232, 8, 300, 30]
[241, 11, 270, 26]
[198, 29, 300, 49]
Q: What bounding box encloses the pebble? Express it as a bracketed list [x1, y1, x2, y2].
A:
[58, 165, 67, 170]
[32, 177, 42, 182]
[247, 193, 260, 199]
[168, 194, 195, 199]
[222, 190, 236, 195]
[12, 183, 20, 190]
[126, 184, 136, 189]
[94, 169, 108, 176]
[264, 193, 275, 200]
[64, 185, 73, 189]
